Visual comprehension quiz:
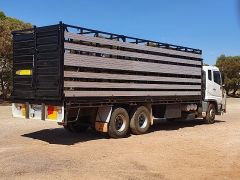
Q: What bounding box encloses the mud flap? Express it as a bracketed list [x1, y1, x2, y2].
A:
[95, 106, 112, 132]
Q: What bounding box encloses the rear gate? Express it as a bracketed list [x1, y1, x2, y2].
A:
[12, 24, 63, 102]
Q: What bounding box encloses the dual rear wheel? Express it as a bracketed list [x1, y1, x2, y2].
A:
[108, 106, 151, 138]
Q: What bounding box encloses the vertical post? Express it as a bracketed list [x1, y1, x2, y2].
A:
[64, 102, 71, 126]
[41, 103, 45, 120]
[33, 26, 37, 97]
[122, 36, 126, 42]
[25, 102, 29, 119]
[59, 21, 64, 101]
[12, 32, 16, 98]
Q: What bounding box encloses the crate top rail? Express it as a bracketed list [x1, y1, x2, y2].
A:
[13, 22, 202, 54]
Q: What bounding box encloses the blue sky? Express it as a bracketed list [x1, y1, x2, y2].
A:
[1, 0, 239, 65]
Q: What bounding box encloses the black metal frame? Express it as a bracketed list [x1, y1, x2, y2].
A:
[11, 23, 64, 104]
[11, 22, 203, 107]
[12, 27, 35, 100]
[63, 23, 202, 55]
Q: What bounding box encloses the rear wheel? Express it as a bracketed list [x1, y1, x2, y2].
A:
[108, 108, 130, 138]
[130, 106, 151, 135]
[204, 103, 216, 124]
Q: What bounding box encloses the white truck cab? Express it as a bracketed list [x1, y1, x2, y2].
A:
[202, 66, 226, 121]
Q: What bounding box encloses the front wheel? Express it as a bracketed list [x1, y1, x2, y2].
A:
[108, 108, 130, 138]
[204, 103, 216, 124]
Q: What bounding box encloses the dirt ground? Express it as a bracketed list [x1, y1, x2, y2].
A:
[0, 99, 240, 180]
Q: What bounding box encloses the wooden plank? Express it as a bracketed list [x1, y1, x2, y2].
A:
[64, 71, 201, 83]
[64, 90, 201, 97]
[64, 42, 201, 66]
[65, 32, 201, 59]
[64, 53, 201, 76]
[64, 81, 201, 90]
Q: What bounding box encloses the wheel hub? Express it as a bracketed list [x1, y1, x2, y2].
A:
[138, 113, 147, 128]
[115, 115, 126, 132]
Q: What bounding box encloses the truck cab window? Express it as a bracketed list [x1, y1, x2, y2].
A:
[208, 70, 212, 81]
[213, 71, 221, 85]
[221, 72, 225, 84]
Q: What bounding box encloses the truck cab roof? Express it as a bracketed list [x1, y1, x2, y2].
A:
[203, 66, 220, 71]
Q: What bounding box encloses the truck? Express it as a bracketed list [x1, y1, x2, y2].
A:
[11, 22, 226, 138]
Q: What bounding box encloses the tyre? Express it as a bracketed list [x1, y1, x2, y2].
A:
[63, 122, 89, 133]
[130, 106, 151, 135]
[204, 103, 216, 124]
[108, 107, 130, 138]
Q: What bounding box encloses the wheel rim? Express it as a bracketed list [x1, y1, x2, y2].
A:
[209, 108, 215, 119]
[115, 115, 126, 132]
[138, 112, 148, 128]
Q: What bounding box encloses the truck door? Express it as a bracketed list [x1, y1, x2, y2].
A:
[34, 25, 63, 100]
[206, 69, 222, 104]
[212, 70, 223, 105]
[206, 69, 214, 99]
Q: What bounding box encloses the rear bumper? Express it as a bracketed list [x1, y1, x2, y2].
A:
[12, 103, 64, 123]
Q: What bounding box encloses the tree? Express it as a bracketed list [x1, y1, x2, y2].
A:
[0, 11, 32, 99]
[216, 55, 240, 96]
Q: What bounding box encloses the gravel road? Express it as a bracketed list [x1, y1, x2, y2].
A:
[0, 98, 240, 180]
